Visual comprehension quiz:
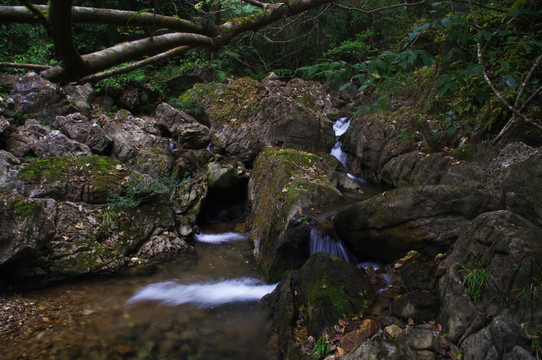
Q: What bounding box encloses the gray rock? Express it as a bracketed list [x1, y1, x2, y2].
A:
[0, 150, 22, 191]
[396, 324, 439, 351]
[155, 103, 210, 149]
[206, 158, 246, 188]
[438, 210, 542, 359]
[55, 113, 112, 154]
[7, 72, 76, 123]
[6, 119, 49, 158]
[334, 183, 501, 262]
[63, 83, 93, 117]
[35, 130, 92, 158]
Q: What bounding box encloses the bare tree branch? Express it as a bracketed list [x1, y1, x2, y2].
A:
[78, 46, 190, 84]
[0, 5, 211, 35]
[333, 0, 425, 14]
[0, 62, 50, 71]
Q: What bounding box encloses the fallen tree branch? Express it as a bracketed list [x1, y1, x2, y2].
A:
[0, 62, 51, 71]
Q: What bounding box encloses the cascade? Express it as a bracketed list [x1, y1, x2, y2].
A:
[309, 227, 354, 263]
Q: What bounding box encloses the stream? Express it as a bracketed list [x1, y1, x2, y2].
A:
[0, 194, 279, 360]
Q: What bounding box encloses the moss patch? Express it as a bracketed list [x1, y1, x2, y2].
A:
[14, 200, 38, 216]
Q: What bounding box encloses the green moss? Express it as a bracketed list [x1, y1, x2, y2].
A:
[209, 77, 260, 127]
[17, 155, 122, 187]
[14, 200, 37, 216]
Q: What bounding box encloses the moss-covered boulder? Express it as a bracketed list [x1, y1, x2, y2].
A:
[16, 155, 127, 204]
[265, 253, 374, 358]
[334, 183, 501, 262]
[249, 147, 349, 282]
[180, 75, 337, 164]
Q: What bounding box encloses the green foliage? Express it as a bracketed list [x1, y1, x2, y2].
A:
[14, 200, 37, 217]
[457, 251, 490, 301]
[107, 175, 182, 210]
[521, 323, 542, 359]
[312, 337, 330, 360]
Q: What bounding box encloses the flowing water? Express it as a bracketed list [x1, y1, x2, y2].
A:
[1, 200, 279, 360]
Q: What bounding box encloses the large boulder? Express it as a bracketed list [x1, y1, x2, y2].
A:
[188, 75, 337, 164]
[484, 142, 542, 227]
[437, 210, 542, 360]
[0, 150, 22, 191]
[35, 130, 93, 158]
[6, 72, 76, 122]
[249, 147, 350, 282]
[5, 119, 49, 158]
[334, 183, 501, 262]
[53, 112, 112, 154]
[16, 155, 127, 204]
[265, 253, 375, 357]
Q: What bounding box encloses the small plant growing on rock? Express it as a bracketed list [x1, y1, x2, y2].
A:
[312, 337, 330, 360]
[458, 250, 490, 301]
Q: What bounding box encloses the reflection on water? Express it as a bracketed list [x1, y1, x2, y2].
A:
[2, 225, 278, 359]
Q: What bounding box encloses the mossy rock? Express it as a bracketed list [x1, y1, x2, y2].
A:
[297, 253, 374, 337]
[17, 155, 127, 204]
[249, 147, 347, 282]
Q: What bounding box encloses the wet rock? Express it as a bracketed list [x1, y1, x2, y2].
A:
[334, 183, 500, 262]
[7, 72, 76, 122]
[249, 147, 347, 282]
[437, 210, 542, 359]
[35, 130, 92, 158]
[391, 291, 438, 323]
[54, 113, 112, 154]
[135, 230, 194, 260]
[155, 103, 210, 149]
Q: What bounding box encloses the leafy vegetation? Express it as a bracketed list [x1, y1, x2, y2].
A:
[458, 251, 490, 301]
[312, 337, 330, 360]
[107, 175, 184, 210]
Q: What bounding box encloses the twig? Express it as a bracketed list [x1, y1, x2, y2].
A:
[0, 62, 51, 71]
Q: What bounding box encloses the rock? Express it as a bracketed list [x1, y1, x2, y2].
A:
[206, 156, 247, 188]
[0, 150, 22, 191]
[191, 76, 336, 164]
[342, 334, 416, 360]
[135, 231, 194, 260]
[7, 72, 76, 122]
[16, 155, 127, 204]
[63, 83, 93, 117]
[297, 253, 375, 337]
[0, 196, 57, 281]
[396, 324, 439, 351]
[35, 130, 92, 158]
[6, 119, 49, 158]
[103, 110, 159, 162]
[340, 319, 379, 352]
[334, 183, 501, 262]
[391, 291, 438, 323]
[249, 147, 348, 282]
[129, 142, 176, 179]
[155, 103, 210, 149]
[485, 142, 542, 227]
[437, 210, 542, 359]
[54, 113, 112, 154]
[384, 324, 403, 338]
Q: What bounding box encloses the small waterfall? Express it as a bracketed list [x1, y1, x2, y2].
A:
[309, 227, 354, 263]
[330, 117, 352, 166]
[195, 232, 247, 244]
[127, 278, 278, 307]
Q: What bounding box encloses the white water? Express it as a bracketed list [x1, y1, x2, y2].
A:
[127, 278, 278, 307]
[309, 228, 353, 263]
[195, 232, 247, 243]
[333, 117, 352, 136]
